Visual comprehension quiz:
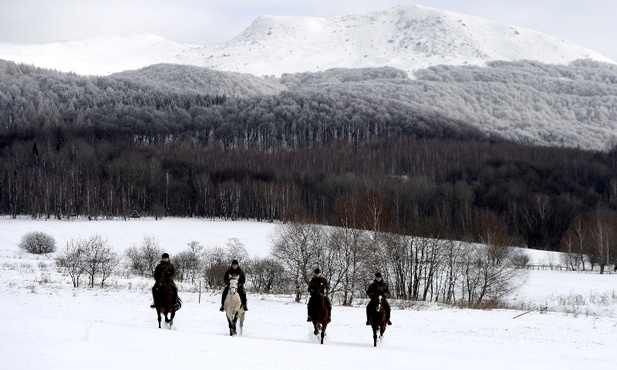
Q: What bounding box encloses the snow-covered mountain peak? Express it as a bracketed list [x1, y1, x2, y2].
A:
[182, 5, 613, 77]
[0, 5, 613, 76]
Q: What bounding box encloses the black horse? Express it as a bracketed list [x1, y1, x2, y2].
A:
[368, 295, 387, 347]
[153, 275, 177, 329]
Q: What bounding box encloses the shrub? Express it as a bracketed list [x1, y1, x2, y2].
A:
[19, 231, 56, 254]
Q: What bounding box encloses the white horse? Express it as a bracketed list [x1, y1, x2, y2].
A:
[224, 275, 245, 336]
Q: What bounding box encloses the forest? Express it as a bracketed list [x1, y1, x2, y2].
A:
[1, 59, 616, 263]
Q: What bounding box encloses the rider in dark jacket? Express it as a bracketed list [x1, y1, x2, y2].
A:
[151, 253, 180, 309]
[307, 268, 332, 322]
[219, 259, 248, 311]
[366, 272, 392, 325]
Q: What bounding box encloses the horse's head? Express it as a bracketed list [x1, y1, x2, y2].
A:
[228, 275, 239, 293]
[372, 295, 383, 311]
[311, 290, 325, 298]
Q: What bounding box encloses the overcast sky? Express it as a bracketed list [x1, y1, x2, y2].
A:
[2, 0, 615, 61]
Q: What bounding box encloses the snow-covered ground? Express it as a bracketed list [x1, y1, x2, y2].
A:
[1, 217, 616, 369]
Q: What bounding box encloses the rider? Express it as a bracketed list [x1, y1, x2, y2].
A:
[219, 259, 248, 311]
[307, 268, 332, 323]
[366, 272, 392, 326]
[150, 253, 180, 309]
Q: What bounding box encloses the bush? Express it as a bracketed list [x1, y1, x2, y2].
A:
[19, 231, 56, 254]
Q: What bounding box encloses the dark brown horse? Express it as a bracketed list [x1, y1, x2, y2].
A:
[153, 275, 176, 329]
[308, 290, 329, 344]
[368, 295, 387, 347]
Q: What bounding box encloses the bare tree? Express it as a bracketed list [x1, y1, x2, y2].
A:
[81, 234, 111, 288]
[201, 246, 228, 289]
[326, 226, 368, 305]
[57, 240, 85, 288]
[271, 222, 324, 302]
[58, 234, 118, 288]
[124, 235, 162, 276]
[174, 240, 203, 283]
[560, 216, 589, 271]
[99, 246, 120, 288]
[247, 257, 288, 293]
[588, 210, 617, 274]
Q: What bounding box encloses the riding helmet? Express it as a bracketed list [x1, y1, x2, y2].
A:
[162, 253, 169, 259]
[314, 268, 321, 274]
[231, 259, 239, 265]
[375, 272, 382, 278]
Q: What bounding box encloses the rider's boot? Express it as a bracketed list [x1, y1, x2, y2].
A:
[328, 307, 332, 322]
[150, 301, 156, 308]
[366, 318, 371, 325]
[307, 316, 312, 322]
[220, 305, 224, 312]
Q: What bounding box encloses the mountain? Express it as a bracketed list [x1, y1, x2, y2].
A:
[0, 5, 613, 77]
[181, 5, 614, 77]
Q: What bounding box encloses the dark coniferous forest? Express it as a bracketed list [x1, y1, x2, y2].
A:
[1, 59, 616, 256]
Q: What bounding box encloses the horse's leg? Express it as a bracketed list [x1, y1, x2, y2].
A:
[373, 328, 378, 347]
[168, 311, 175, 329]
[320, 324, 326, 344]
[238, 312, 244, 335]
[157, 310, 162, 329]
[233, 313, 239, 335]
[227, 316, 235, 336]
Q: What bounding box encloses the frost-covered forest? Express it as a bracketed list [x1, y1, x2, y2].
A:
[0, 59, 616, 256]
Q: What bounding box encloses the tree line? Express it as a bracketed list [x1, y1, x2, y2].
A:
[54, 224, 528, 308]
[2, 127, 616, 254]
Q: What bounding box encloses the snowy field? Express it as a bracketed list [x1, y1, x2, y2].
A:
[1, 217, 616, 370]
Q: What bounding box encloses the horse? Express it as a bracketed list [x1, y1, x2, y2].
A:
[153, 275, 177, 329]
[307, 290, 329, 344]
[368, 295, 387, 347]
[223, 276, 245, 336]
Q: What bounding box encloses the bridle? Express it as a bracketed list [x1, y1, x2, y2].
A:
[229, 276, 239, 294]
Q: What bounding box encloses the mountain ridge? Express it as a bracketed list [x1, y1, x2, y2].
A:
[0, 5, 613, 77]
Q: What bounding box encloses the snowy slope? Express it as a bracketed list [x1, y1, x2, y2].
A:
[0, 5, 612, 77]
[183, 5, 614, 76]
[0, 33, 199, 76]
